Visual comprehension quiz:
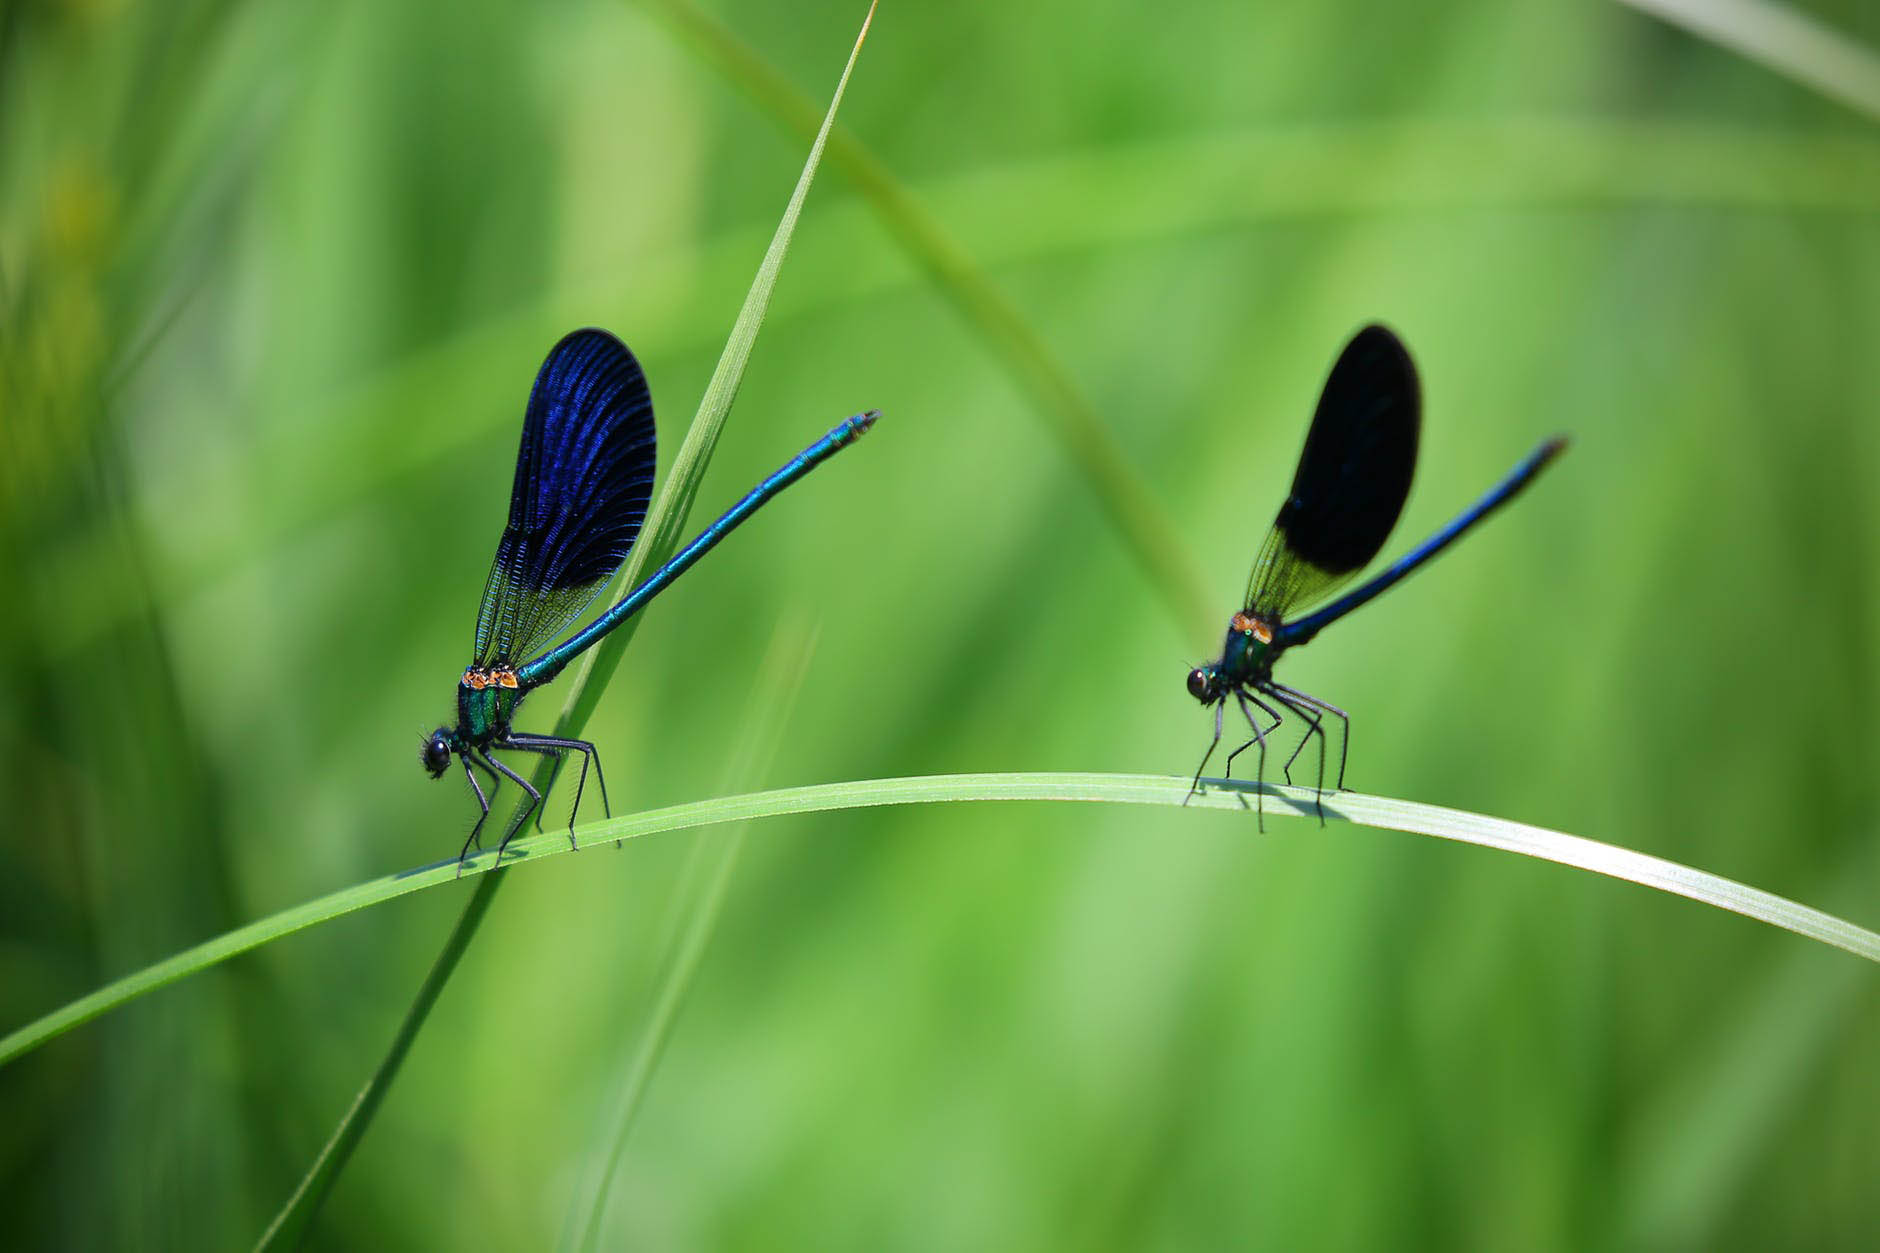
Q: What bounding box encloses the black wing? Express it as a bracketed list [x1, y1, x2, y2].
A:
[471, 329, 657, 667]
[1244, 324, 1419, 620]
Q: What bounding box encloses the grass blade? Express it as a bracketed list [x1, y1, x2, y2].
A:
[249, 8, 877, 1244]
[1621, 0, 1880, 121]
[556, 0, 878, 730]
[6, 772, 1872, 1079]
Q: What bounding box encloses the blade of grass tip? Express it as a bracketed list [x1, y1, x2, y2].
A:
[636, 0, 1217, 644]
[254, 13, 877, 1244]
[563, 613, 820, 1253]
[9, 774, 1874, 1080]
[1619, 0, 1880, 121]
[556, 0, 878, 734]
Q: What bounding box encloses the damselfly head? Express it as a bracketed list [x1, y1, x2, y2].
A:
[1186, 666, 1222, 705]
[421, 729, 454, 778]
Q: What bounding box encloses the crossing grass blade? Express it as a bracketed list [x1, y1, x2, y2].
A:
[5, 772, 1874, 1082]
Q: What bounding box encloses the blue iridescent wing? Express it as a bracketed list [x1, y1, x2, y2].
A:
[1244, 324, 1420, 620]
[472, 329, 657, 667]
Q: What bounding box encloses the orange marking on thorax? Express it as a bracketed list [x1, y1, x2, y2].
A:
[1230, 612, 1274, 643]
[461, 667, 520, 691]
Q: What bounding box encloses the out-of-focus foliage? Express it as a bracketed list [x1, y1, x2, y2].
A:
[1, 1, 1874, 1248]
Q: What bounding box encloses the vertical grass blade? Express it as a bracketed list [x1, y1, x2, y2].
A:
[250, 881, 503, 1250]
[556, 0, 878, 730]
[252, 8, 877, 1245]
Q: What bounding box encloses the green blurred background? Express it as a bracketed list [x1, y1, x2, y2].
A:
[3, 0, 1876, 1247]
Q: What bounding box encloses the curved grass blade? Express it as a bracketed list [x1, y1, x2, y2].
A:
[251, 8, 879, 1246]
[6, 772, 1874, 1078]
